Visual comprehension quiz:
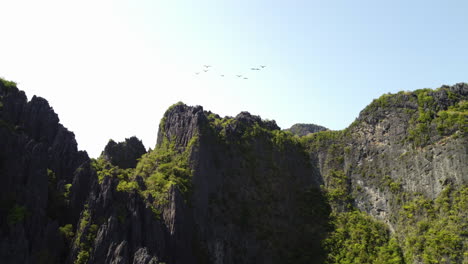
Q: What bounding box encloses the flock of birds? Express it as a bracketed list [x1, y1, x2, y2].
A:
[194, 65, 266, 80]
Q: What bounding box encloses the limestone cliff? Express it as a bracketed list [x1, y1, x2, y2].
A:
[0, 79, 90, 263]
[302, 83, 467, 263]
[284, 123, 328, 136]
[0, 78, 466, 264]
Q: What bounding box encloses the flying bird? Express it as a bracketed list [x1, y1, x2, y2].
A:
[195, 72, 200, 75]
[243, 77, 248, 79]
[220, 75, 224, 77]
[203, 69, 209, 72]
[251, 68, 260, 70]
[203, 65, 212, 68]
[260, 65, 266, 68]
[236, 75, 242, 77]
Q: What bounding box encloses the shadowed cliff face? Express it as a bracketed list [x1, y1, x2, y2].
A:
[156, 104, 329, 264]
[102, 137, 147, 169]
[0, 79, 90, 263]
[1, 78, 467, 264]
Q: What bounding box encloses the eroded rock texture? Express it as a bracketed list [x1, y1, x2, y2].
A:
[1, 79, 466, 264]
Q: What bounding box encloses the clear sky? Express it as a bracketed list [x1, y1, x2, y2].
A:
[1, 0, 467, 157]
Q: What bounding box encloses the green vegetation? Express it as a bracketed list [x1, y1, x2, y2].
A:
[74, 208, 98, 264]
[435, 100, 468, 135]
[407, 90, 435, 146]
[83, 91, 466, 263]
[325, 169, 351, 208]
[297, 86, 467, 263]
[397, 185, 467, 263]
[64, 184, 72, 198]
[408, 88, 467, 146]
[46, 168, 71, 220]
[89, 125, 198, 221]
[301, 130, 344, 151]
[207, 113, 235, 132]
[0, 77, 17, 92]
[91, 157, 133, 184]
[369, 93, 393, 109]
[285, 123, 327, 137]
[361, 91, 416, 115]
[166, 101, 185, 112]
[116, 180, 139, 192]
[324, 210, 403, 264]
[383, 175, 402, 194]
[59, 224, 75, 241]
[7, 204, 28, 225]
[135, 135, 195, 203]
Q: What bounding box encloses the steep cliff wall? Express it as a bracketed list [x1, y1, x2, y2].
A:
[131, 103, 329, 264]
[302, 83, 468, 263]
[0, 79, 91, 263]
[1, 78, 466, 264]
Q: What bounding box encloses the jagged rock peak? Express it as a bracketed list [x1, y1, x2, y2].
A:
[0, 78, 91, 263]
[356, 82, 468, 126]
[157, 102, 206, 149]
[102, 136, 147, 168]
[234, 111, 280, 131]
[285, 123, 328, 136]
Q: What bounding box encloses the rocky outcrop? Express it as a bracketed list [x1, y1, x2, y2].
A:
[155, 104, 328, 264]
[1, 77, 466, 264]
[0, 79, 91, 263]
[285, 123, 328, 136]
[102, 137, 146, 169]
[303, 83, 468, 263]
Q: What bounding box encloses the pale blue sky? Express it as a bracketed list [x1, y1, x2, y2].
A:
[1, 0, 467, 157]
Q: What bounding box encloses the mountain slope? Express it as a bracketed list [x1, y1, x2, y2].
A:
[0, 78, 91, 263]
[0, 78, 466, 264]
[301, 84, 468, 263]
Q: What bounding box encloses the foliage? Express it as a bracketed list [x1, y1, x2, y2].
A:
[59, 224, 75, 240]
[383, 175, 402, 194]
[7, 204, 28, 225]
[74, 208, 98, 264]
[75, 251, 90, 264]
[301, 130, 344, 152]
[207, 112, 234, 130]
[408, 88, 467, 146]
[397, 185, 467, 263]
[407, 90, 435, 146]
[46, 168, 70, 220]
[135, 135, 196, 204]
[325, 169, 351, 208]
[0, 77, 17, 92]
[285, 123, 327, 137]
[64, 184, 72, 198]
[435, 100, 468, 135]
[167, 101, 185, 112]
[92, 158, 131, 184]
[324, 210, 403, 264]
[116, 180, 139, 192]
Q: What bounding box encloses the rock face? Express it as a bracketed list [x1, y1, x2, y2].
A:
[302, 83, 468, 263]
[285, 123, 328, 136]
[0, 79, 90, 263]
[314, 84, 468, 219]
[1, 78, 467, 264]
[102, 137, 146, 169]
[157, 105, 328, 264]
